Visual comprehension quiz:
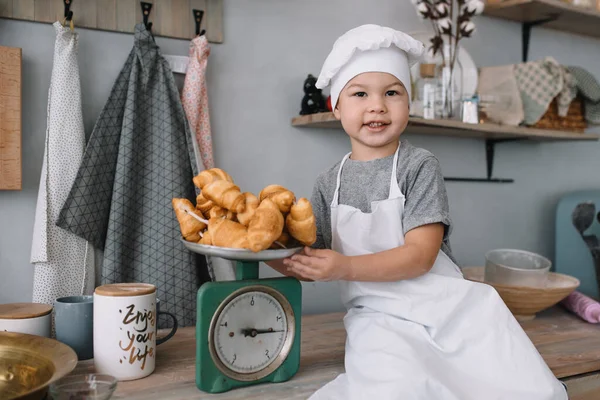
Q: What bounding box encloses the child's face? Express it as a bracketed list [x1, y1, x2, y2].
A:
[334, 72, 409, 154]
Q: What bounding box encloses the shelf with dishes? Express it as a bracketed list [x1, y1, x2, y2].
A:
[483, 0, 600, 61]
[291, 112, 599, 183]
[484, 0, 600, 39]
[291, 112, 600, 142]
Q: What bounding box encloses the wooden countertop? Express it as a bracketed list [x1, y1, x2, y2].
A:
[73, 307, 600, 400]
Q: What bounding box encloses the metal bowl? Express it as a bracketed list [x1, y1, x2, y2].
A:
[0, 331, 78, 400]
[484, 249, 551, 288]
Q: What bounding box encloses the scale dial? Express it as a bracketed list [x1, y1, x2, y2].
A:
[208, 285, 296, 381]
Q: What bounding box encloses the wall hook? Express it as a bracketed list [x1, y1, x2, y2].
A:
[193, 9, 206, 36]
[141, 2, 153, 32]
[64, 0, 73, 21]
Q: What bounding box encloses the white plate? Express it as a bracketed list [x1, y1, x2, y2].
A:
[181, 239, 302, 261]
[409, 30, 478, 99]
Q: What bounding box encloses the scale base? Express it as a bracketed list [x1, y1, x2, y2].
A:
[196, 276, 302, 394]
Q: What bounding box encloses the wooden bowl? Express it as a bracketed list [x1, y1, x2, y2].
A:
[462, 266, 580, 321]
[0, 331, 78, 400]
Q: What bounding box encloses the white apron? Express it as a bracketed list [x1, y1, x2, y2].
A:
[30, 22, 94, 304]
[309, 144, 567, 400]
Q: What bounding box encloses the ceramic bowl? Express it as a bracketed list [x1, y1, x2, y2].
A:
[484, 249, 552, 288]
[0, 331, 78, 400]
[463, 266, 580, 321]
[0, 303, 53, 337]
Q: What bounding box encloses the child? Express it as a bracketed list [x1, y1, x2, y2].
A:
[269, 25, 567, 399]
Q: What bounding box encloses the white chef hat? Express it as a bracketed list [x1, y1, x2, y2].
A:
[316, 24, 424, 109]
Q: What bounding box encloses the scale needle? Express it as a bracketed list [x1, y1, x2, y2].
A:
[241, 328, 284, 338]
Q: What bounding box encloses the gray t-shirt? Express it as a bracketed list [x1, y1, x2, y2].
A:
[310, 140, 457, 264]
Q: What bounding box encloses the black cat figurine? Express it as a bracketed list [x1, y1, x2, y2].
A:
[300, 74, 327, 115]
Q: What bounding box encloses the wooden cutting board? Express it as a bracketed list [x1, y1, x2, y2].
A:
[0, 45, 22, 190]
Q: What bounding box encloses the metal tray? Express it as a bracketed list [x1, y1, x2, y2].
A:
[181, 239, 302, 261]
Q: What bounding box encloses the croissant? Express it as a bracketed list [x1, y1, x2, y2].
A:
[172, 198, 207, 242]
[193, 168, 233, 190]
[195, 193, 214, 217]
[208, 218, 249, 249]
[286, 198, 317, 246]
[198, 230, 213, 246]
[248, 198, 284, 252]
[237, 192, 259, 226]
[270, 231, 290, 249]
[203, 180, 246, 214]
[259, 185, 296, 213]
[207, 205, 236, 221]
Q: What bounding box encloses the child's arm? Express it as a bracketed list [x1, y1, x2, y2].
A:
[283, 223, 443, 282]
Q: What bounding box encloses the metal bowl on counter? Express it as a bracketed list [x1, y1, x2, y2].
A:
[0, 331, 78, 400]
[484, 249, 552, 288]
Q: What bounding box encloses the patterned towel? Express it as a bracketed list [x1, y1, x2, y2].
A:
[181, 35, 214, 170]
[57, 24, 210, 328]
[30, 22, 94, 305]
[514, 57, 577, 125]
[180, 35, 235, 282]
[568, 66, 600, 125]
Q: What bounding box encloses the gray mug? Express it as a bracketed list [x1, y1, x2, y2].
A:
[54, 295, 94, 360]
[156, 298, 177, 345]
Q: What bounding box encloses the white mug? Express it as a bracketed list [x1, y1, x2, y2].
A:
[0, 303, 52, 337]
[93, 283, 157, 381]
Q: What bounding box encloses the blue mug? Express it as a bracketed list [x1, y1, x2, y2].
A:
[54, 295, 94, 360]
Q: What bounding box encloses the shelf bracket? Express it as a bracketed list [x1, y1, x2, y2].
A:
[444, 139, 521, 183]
[522, 14, 559, 62]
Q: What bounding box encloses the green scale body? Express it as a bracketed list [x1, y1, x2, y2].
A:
[196, 260, 302, 393]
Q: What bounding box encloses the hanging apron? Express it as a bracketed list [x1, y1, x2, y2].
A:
[309, 144, 567, 400]
[57, 24, 210, 328]
[30, 22, 94, 305]
[181, 35, 234, 282]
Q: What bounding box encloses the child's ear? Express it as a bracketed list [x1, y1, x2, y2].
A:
[333, 106, 341, 120]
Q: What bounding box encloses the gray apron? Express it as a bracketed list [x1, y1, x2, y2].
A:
[58, 24, 209, 327]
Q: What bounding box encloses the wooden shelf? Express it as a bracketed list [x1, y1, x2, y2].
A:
[484, 0, 600, 39]
[291, 112, 600, 142]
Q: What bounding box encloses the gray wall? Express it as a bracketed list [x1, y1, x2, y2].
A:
[1, 0, 599, 314]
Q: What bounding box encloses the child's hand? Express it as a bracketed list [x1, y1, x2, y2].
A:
[283, 247, 350, 281]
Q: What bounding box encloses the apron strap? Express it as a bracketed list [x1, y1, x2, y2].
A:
[331, 152, 352, 207]
[388, 143, 403, 199]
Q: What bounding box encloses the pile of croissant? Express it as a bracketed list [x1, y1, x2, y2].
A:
[172, 168, 317, 253]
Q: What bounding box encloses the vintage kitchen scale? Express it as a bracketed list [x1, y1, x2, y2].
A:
[182, 240, 303, 393]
